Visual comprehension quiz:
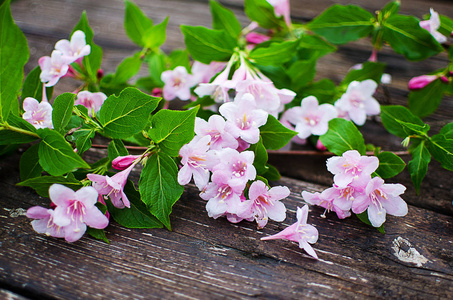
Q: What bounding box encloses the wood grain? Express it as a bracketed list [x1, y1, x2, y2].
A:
[3, 0, 453, 298]
[1, 151, 452, 299]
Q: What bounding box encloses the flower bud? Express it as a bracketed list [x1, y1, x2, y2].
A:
[316, 139, 327, 151]
[112, 155, 139, 170]
[245, 32, 271, 45]
[440, 76, 449, 83]
[408, 75, 438, 90]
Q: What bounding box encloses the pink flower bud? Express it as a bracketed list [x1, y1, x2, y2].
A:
[97, 69, 104, 79]
[245, 32, 271, 45]
[152, 87, 163, 97]
[440, 76, 449, 83]
[112, 155, 139, 170]
[316, 139, 327, 151]
[408, 75, 438, 90]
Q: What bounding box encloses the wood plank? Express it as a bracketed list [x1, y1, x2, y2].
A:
[0, 150, 452, 299]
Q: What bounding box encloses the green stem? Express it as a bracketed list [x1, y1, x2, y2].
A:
[0, 122, 39, 138]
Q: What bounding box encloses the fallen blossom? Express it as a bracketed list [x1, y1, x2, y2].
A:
[49, 184, 109, 242]
[261, 205, 319, 259]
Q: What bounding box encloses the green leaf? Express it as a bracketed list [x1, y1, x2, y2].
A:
[143, 17, 169, 49]
[19, 143, 43, 181]
[296, 79, 336, 104]
[107, 139, 129, 161]
[262, 163, 281, 181]
[375, 151, 406, 179]
[377, 1, 400, 23]
[0, 114, 38, 145]
[110, 52, 142, 84]
[428, 134, 453, 171]
[38, 128, 90, 176]
[210, 0, 242, 38]
[86, 227, 109, 243]
[244, 0, 284, 29]
[73, 128, 95, 156]
[106, 180, 163, 229]
[356, 212, 385, 233]
[408, 79, 446, 118]
[180, 25, 237, 64]
[21, 66, 53, 102]
[259, 115, 297, 150]
[319, 118, 366, 155]
[287, 58, 317, 90]
[139, 152, 183, 230]
[256, 65, 292, 90]
[297, 34, 337, 60]
[169, 49, 191, 70]
[98, 87, 160, 139]
[380, 105, 427, 138]
[72, 12, 103, 81]
[341, 62, 386, 86]
[146, 52, 166, 86]
[307, 5, 374, 44]
[124, 0, 153, 46]
[249, 40, 298, 65]
[382, 15, 443, 61]
[148, 107, 198, 157]
[0, 0, 29, 121]
[408, 140, 430, 194]
[438, 15, 453, 37]
[249, 138, 268, 175]
[439, 122, 453, 139]
[52, 93, 75, 134]
[17, 173, 83, 198]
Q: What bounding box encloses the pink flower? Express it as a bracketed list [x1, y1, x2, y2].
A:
[112, 155, 140, 170]
[49, 184, 109, 242]
[326, 150, 379, 188]
[267, 0, 291, 27]
[261, 205, 319, 259]
[283, 96, 337, 139]
[236, 80, 282, 114]
[87, 163, 136, 208]
[219, 93, 268, 144]
[74, 91, 107, 116]
[191, 61, 226, 84]
[200, 170, 245, 218]
[22, 97, 53, 129]
[55, 30, 91, 64]
[26, 206, 66, 239]
[408, 74, 438, 90]
[239, 180, 289, 229]
[420, 8, 447, 44]
[352, 177, 407, 227]
[194, 62, 232, 103]
[195, 115, 238, 150]
[39, 50, 69, 87]
[334, 80, 380, 126]
[211, 148, 256, 190]
[161, 66, 196, 101]
[178, 135, 214, 190]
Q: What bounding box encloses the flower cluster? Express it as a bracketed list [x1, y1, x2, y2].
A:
[21, 30, 106, 130]
[282, 79, 380, 145]
[39, 30, 91, 87]
[178, 92, 290, 229]
[302, 150, 408, 227]
[26, 184, 109, 242]
[194, 54, 296, 117]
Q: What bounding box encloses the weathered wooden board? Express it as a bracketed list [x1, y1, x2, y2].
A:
[2, 0, 453, 298]
[1, 150, 452, 299]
